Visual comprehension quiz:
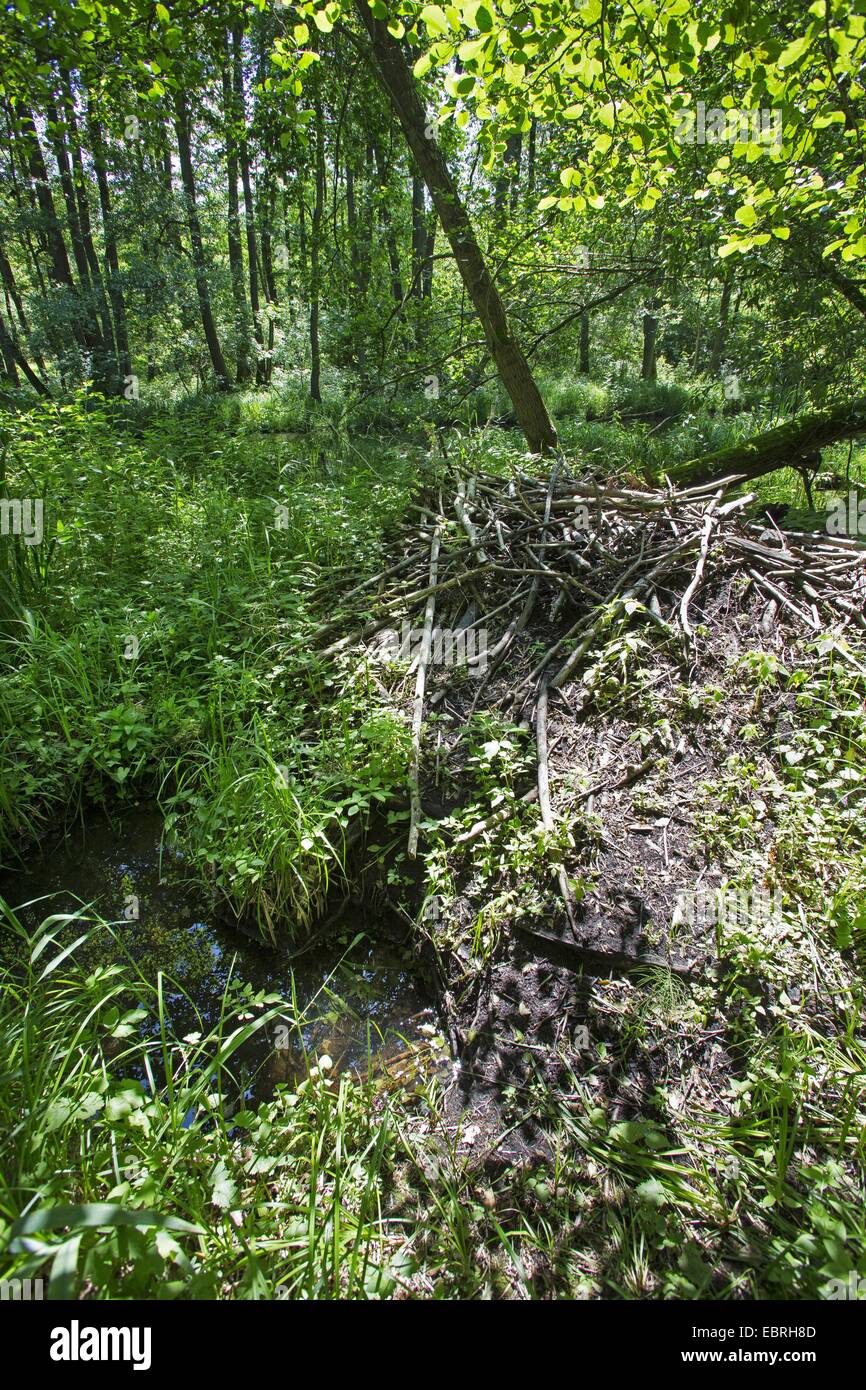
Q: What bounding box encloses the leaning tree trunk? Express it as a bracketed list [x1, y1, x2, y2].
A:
[18, 107, 107, 383]
[0, 310, 49, 394]
[355, 2, 558, 455]
[665, 396, 866, 488]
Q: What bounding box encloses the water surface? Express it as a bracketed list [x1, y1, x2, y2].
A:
[0, 807, 433, 1099]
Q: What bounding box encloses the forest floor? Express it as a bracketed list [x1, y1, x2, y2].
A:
[319, 446, 866, 1298]
[2, 382, 866, 1299]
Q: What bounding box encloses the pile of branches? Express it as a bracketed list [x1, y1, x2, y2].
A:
[312, 459, 866, 863]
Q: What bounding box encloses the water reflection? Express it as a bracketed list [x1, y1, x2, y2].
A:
[0, 807, 432, 1100]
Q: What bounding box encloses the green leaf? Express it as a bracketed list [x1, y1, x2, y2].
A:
[421, 4, 449, 35]
[9, 1204, 201, 1251]
[596, 101, 616, 130]
[210, 1160, 238, 1210]
[636, 1177, 668, 1207]
[734, 203, 758, 227]
[778, 35, 812, 68]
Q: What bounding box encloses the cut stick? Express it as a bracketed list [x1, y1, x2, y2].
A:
[680, 495, 721, 640]
[536, 683, 578, 931]
[408, 521, 442, 858]
[471, 461, 560, 707]
[454, 478, 488, 564]
[454, 786, 539, 845]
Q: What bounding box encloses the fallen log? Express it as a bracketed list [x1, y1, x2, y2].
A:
[663, 395, 866, 489]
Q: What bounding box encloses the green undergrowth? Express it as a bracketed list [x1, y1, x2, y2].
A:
[2, 387, 865, 1299]
[0, 394, 426, 936]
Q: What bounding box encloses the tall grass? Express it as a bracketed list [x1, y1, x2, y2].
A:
[0, 901, 409, 1299]
[0, 396, 419, 933]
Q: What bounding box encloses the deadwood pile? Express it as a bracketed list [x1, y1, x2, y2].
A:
[310, 456, 866, 979]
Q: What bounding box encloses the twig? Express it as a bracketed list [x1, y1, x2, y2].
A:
[408, 520, 442, 858]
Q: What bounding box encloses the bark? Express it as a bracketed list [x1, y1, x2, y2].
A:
[355, 3, 557, 454]
[87, 104, 132, 389]
[259, 167, 277, 382]
[45, 101, 91, 290]
[233, 23, 265, 384]
[222, 42, 252, 383]
[19, 106, 108, 384]
[63, 81, 116, 358]
[411, 171, 425, 300]
[157, 116, 185, 257]
[372, 139, 404, 305]
[493, 132, 521, 219]
[579, 309, 590, 375]
[665, 396, 866, 488]
[0, 310, 50, 394]
[0, 313, 20, 384]
[641, 296, 659, 380]
[345, 160, 364, 294]
[527, 118, 537, 195]
[172, 89, 230, 389]
[309, 80, 325, 403]
[20, 109, 76, 291]
[708, 272, 733, 378]
[422, 215, 436, 300]
[0, 247, 29, 335]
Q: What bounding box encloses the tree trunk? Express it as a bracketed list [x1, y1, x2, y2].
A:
[355, 3, 557, 455]
[665, 397, 866, 489]
[411, 171, 425, 300]
[172, 89, 230, 389]
[641, 297, 659, 380]
[708, 273, 733, 378]
[63, 80, 116, 363]
[422, 214, 436, 300]
[0, 309, 50, 394]
[0, 247, 30, 336]
[18, 106, 107, 382]
[527, 118, 537, 196]
[233, 24, 265, 385]
[372, 139, 404, 306]
[579, 309, 590, 375]
[222, 42, 252, 384]
[87, 104, 132, 391]
[494, 132, 521, 219]
[309, 82, 325, 404]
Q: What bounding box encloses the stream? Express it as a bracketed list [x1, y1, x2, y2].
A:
[0, 806, 434, 1102]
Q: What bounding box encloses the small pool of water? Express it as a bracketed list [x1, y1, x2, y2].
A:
[0, 808, 435, 1100]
